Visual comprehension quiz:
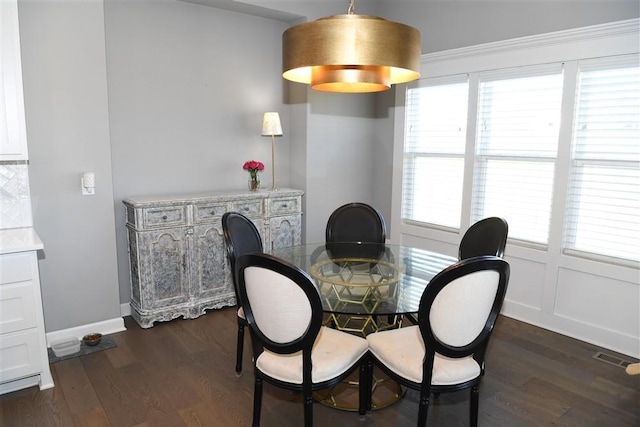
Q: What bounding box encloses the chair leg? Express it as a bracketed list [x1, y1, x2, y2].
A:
[366, 358, 373, 411]
[417, 387, 431, 427]
[405, 313, 419, 325]
[236, 319, 244, 375]
[252, 376, 263, 427]
[358, 361, 368, 416]
[470, 384, 479, 427]
[303, 391, 313, 427]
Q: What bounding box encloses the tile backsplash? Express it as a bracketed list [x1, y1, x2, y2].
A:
[0, 161, 33, 229]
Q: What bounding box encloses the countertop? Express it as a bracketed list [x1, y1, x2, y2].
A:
[0, 227, 44, 255]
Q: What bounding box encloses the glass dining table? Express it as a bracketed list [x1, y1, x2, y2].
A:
[268, 242, 458, 410]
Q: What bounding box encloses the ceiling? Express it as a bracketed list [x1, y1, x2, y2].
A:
[177, 0, 303, 23]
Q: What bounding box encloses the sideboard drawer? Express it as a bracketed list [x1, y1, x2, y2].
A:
[269, 197, 300, 215]
[143, 206, 187, 228]
[193, 202, 227, 223]
[230, 200, 263, 216]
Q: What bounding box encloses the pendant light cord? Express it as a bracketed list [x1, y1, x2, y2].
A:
[348, 0, 355, 14]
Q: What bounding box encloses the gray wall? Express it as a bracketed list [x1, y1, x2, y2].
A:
[303, 92, 378, 243]
[17, 0, 639, 333]
[104, 0, 292, 306]
[378, 0, 640, 54]
[18, 1, 120, 331]
[372, 89, 396, 236]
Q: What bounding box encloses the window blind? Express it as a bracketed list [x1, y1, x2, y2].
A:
[402, 76, 469, 228]
[564, 54, 640, 262]
[473, 65, 564, 244]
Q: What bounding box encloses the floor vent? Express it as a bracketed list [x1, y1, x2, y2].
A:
[593, 351, 632, 368]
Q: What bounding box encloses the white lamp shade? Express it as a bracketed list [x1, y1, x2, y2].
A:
[262, 112, 283, 136]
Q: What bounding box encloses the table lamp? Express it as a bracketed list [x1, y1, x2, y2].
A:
[261, 112, 283, 190]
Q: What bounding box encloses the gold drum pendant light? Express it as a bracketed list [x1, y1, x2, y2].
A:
[282, 2, 421, 93]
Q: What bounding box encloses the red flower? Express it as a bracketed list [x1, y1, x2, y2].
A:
[243, 160, 264, 172]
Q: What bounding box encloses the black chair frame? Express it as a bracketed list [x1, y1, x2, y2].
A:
[237, 253, 370, 426]
[325, 202, 387, 244]
[368, 256, 510, 426]
[323, 202, 395, 327]
[458, 217, 509, 260]
[221, 211, 263, 375]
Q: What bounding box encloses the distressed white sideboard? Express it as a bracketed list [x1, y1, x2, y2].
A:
[123, 188, 303, 328]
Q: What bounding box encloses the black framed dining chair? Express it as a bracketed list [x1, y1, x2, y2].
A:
[324, 202, 394, 328]
[458, 217, 509, 260]
[222, 211, 264, 376]
[236, 253, 370, 427]
[324, 202, 388, 272]
[326, 202, 386, 245]
[366, 256, 510, 427]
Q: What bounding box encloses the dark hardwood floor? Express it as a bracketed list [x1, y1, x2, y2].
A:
[1, 308, 638, 426]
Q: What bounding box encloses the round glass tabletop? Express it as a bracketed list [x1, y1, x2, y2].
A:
[269, 242, 457, 317]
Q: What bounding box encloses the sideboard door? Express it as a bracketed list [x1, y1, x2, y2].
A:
[131, 228, 190, 327]
[269, 215, 302, 250]
[191, 223, 235, 315]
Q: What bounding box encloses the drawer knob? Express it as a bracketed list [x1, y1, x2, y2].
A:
[282, 204, 288, 208]
[210, 211, 216, 216]
[162, 215, 168, 220]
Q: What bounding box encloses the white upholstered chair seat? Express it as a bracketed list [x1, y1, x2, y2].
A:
[366, 325, 481, 385]
[256, 326, 368, 384]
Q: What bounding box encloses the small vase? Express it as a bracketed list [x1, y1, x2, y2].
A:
[248, 173, 260, 191]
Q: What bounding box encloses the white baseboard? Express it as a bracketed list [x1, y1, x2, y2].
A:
[45, 316, 126, 347]
[0, 375, 41, 396]
[502, 301, 640, 359]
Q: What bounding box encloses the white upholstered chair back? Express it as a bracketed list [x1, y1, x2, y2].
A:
[429, 270, 499, 347]
[244, 265, 312, 344]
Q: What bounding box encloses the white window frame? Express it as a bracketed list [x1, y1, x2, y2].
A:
[472, 65, 565, 246]
[402, 75, 469, 231]
[563, 54, 640, 264]
[391, 18, 640, 268]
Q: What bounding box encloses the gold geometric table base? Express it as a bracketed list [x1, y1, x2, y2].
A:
[324, 313, 403, 337]
[314, 314, 406, 411]
[309, 258, 406, 410]
[313, 365, 404, 411]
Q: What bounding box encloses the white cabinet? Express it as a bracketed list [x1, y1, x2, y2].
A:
[123, 188, 303, 328]
[1, 0, 29, 161]
[0, 229, 53, 395]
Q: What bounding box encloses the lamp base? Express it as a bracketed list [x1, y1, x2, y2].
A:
[271, 136, 278, 192]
